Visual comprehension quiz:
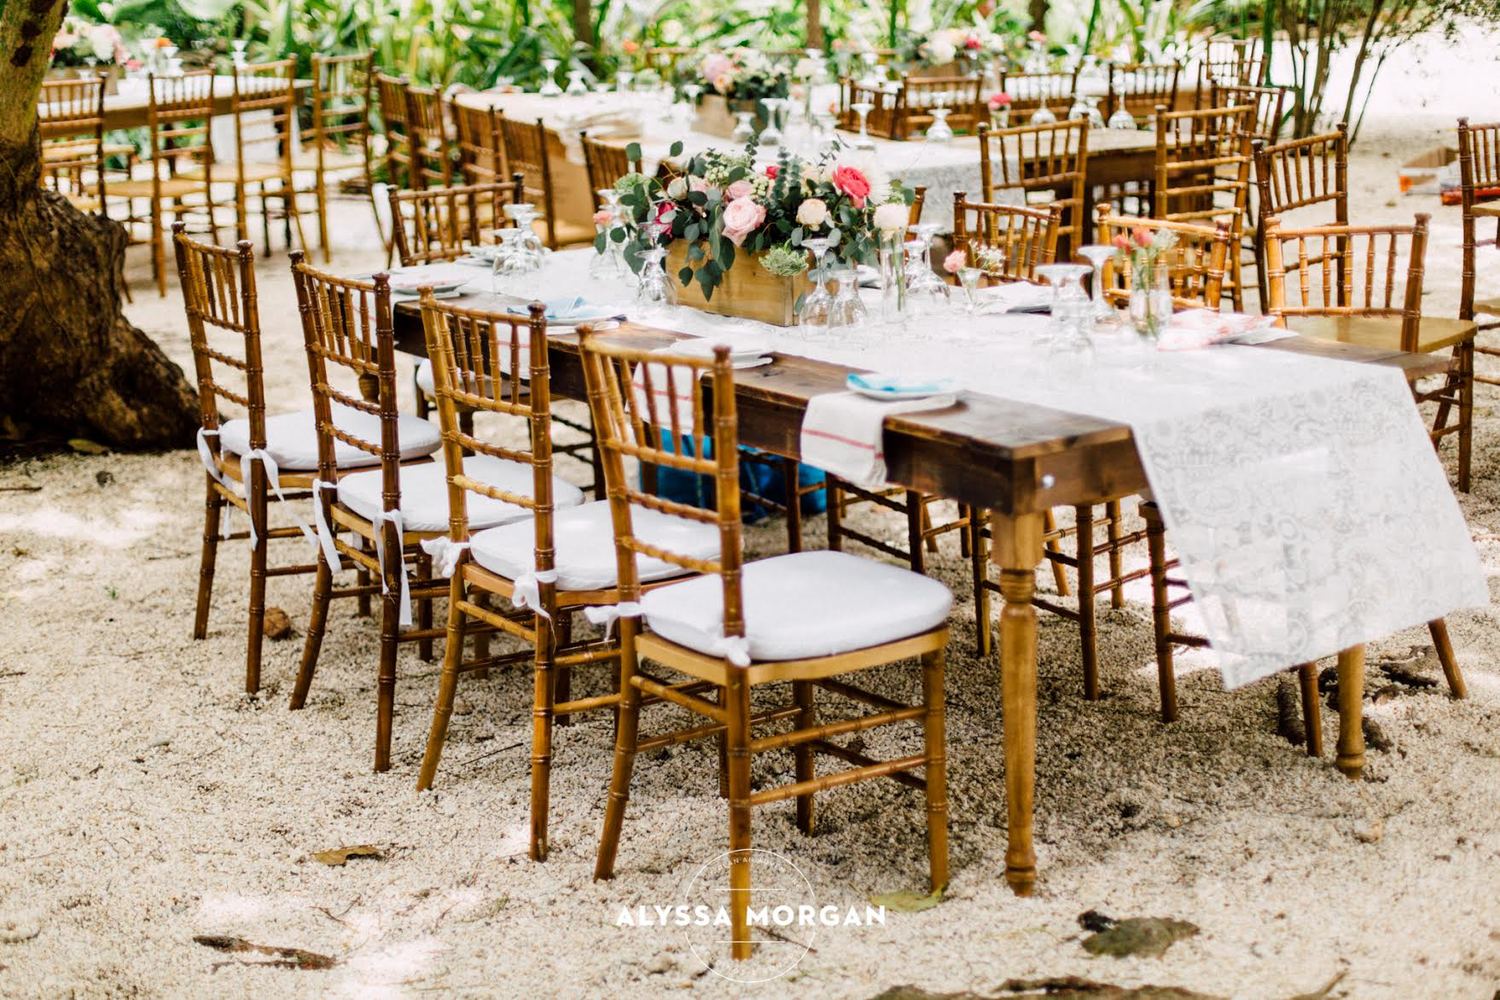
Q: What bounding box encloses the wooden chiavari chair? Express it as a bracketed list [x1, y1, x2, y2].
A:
[997, 69, 1080, 121]
[1251, 123, 1348, 303]
[304, 52, 380, 262]
[114, 71, 218, 296]
[1194, 37, 1263, 105]
[580, 328, 951, 961]
[451, 100, 507, 185]
[388, 179, 522, 268]
[1264, 213, 1476, 490]
[892, 74, 984, 140]
[38, 75, 108, 215]
[499, 115, 594, 249]
[376, 73, 415, 190]
[1215, 82, 1290, 144]
[977, 119, 1090, 256]
[1095, 208, 1232, 309]
[1106, 62, 1181, 125]
[1153, 103, 1253, 309]
[406, 82, 454, 190]
[839, 77, 900, 138]
[579, 131, 642, 196]
[1457, 118, 1500, 392]
[413, 300, 708, 858]
[288, 254, 549, 772]
[183, 60, 307, 254]
[950, 194, 1061, 279]
[175, 223, 322, 695]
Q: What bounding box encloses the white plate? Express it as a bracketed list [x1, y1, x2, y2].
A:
[846, 374, 960, 400]
[391, 286, 466, 299]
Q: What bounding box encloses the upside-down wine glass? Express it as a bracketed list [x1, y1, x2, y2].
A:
[797, 237, 835, 334]
[925, 108, 954, 142]
[759, 97, 787, 146]
[1035, 262, 1095, 358]
[1107, 100, 1137, 130]
[1075, 244, 1121, 328]
[539, 58, 562, 96]
[616, 70, 635, 93]
[1030, 100, 1057, 125]
[850, 101, 876, 150]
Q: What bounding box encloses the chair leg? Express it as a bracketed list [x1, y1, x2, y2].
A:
[290, 557, 333, 710]
[1428, 618, 1468, 699]
[1043, 509, 1069, 596]
[921, 501, 939, 554]
[374, 529, 402, 772]
[417, 577, 469, 791]
[1459, 339, 1473, 493]
[555, 612, 574, 729]
[356, 538, 373, 618]
[958, 505, 972, 559]
[792, 680, 816, 834]
[906, 490, 925, 574]
[826, 479, 844, 552]
[1105, 499, 1125, 609]
[921, 647, 950, 894]
[1145, 508, 1178, 723]
[1075, 505, 1099, 701]
[530, 609, 556, 861]
[245, 482, 269, 696]
[1335, 646, 1366, 779]
[783, 458, 803, 554]
[193, 477, 223, 640]
[316, 166, 332, 264]
[971, 513, 990, 657]
[594, 638, 642, 880]
[285, 178, 308, 254]
[415, 551, 434, 663]
[725, 670, 754, 961]
[151, 199, 166, 297]
[1297, 662, 1322, 757]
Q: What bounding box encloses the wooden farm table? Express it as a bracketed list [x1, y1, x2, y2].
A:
[390, 291, 1445, 893]
[88, 75, 314, 130]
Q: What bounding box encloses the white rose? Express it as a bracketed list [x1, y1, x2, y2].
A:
[927, 37, 957, 65]
[666, 176, 689, 200]
[796, 198, 829, 228]
[873, 201, 909, 232]
[91, 27, 117, 63]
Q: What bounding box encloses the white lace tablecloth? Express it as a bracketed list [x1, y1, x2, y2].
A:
[460, 251, 1489, 688]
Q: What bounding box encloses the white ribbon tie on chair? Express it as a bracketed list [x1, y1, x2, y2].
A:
[709, 633, 752, 667]
[510, 569, 560, 619]
[420, 537, 469, 578]
[371, 508, 413, 628]
[311, 479, 342, 572]
[582, 601, 643, 638]
[237, 449, 316, 551]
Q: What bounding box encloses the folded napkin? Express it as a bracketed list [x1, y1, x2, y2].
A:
[800, 389, 958, 490]
[846, 372, 954, 395]
[385, 263, 481, 292]
[978, 281, 1054, 314]
[1158, 309, 1293, 351]
[506, 296, 594, 323]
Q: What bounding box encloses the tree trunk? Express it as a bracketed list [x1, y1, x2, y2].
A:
[0, 0, 197, 449]
[806, 0, 824, 49]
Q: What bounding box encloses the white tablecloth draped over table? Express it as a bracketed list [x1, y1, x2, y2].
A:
[438, 250, 1488, 689]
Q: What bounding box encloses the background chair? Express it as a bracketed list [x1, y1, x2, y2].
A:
[1457, 117, 1500, 395]
[499, 115, 593, 249]
[977, 119, 1090, 257]
[37, 75, 109, 216]
[305, 52, 380, 261]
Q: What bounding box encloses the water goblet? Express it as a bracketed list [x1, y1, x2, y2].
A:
[1075, 244, 1121, 327]
[759, 98, 786, 147]
[850, 102, 876, 150]
[635, 237, 676, 317]
[903, 237, 950, 324]
[731, 111, 756, 143]
[1107, 100, 1137, 130]
[827, 265, 868, 338]
[925, 108, 954, 143]
[231, 39, 248, 68]
[565, 69, 589, 96]
[1035, 262, 1095, 358]
[796, 237, 835, 334]
[956, 266, 984, 315]
[616, 70, 634, 93]
[1030, 101, 1057, 125]
[539, 58, 562, 97]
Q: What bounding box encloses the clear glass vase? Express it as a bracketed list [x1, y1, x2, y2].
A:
[1129, 266, 1173, 343]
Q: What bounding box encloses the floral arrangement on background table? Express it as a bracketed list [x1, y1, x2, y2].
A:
[49, 18, 130, 68]
[598, 138, 913, 324]
[680, 49, 790, 102]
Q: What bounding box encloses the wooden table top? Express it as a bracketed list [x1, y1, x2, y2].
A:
[86, 76, 314, 131]
[391, 291, 1446, 515]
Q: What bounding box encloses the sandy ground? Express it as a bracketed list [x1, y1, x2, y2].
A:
[4, 35, 1500, 1000]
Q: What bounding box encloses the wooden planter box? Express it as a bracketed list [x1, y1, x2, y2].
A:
[667, 241, 810, 327]
[693, 94, 762, 139]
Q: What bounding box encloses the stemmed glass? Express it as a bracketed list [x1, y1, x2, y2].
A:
[1107, 100, 1136, 130]
[682, 82, 702, 106]
[759, 98, 787, 146]
[616, 70, 635, 93]
[1076, 244, 1121, 327]
[231, 39, 248, 68]
[827, 265, 868, 338]
[1035, 263, 1095, 357]
[905, 222, 943, 286]
[925, 108, 954, 143]
[635, 223, 676, 317]
[504, 202, 547, 262]
[565, 69, 589, 95]
[1030, 100, 1056, 125]
[849, 102, 876, 150]
[860, 51, 881, 86]
[797, 237, 835, 333]
[903, 235, 950, 321]
[731, 112, 756, 142]
[956, 266, 984, 315]
[539, 58, 562, 97]
[491, 228, 534, 294]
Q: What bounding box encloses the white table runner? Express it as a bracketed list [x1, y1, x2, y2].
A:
[459, 253, 1489, 688]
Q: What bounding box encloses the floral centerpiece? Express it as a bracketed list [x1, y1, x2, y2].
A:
[899, 23, 1008, 75]
[50, 18, 129, 68]
[1112, 226, 1178, 338]
[678, 49, 791, 139]
[600, 138, 914, 325]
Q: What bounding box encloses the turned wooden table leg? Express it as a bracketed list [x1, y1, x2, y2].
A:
[992, 509, 1044, 896]
[1335, 645, 1365, 779]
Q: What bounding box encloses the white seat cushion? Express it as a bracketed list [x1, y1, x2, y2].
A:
[469, 500, 719, 591]
[337, 455, 585, 534]
[219, 404, 441, 472]
[415, 358, 518, 398]
[641, 550, 952, 663]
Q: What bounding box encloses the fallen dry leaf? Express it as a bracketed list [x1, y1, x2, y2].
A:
[67, 438, 108, 455]
[193, 935, 336, 970]
[311, 844, 383, 866]
[869, 888, 944, 913]
[263, 607, 293, 641]
[1081, 917, 1199, 959]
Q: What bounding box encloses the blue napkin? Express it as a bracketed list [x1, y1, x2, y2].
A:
[846, 372, 951, 395]
[507, 296, 590, 322]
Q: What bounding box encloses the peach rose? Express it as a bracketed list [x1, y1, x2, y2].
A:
[943, 249, 966, 273]
[795, 198, 828, 228]
[721, 195, 766, 246]
[725, 179, 753, 201]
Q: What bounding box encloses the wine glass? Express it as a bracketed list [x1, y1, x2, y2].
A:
[231, 39, 248, 68]
[1036, 263, 1095, 357]
[682, 82, 702, 105]
[925, 108, 954, 143]
[1107, 100, 1137, 130]
[491, 228, 534, 294]
[827, 265, 868, 338]
[850, 101, 876, 150]
[616, 70, 634, 93]
[731, 111, 756, 143]
[539, 58, 562, 97]
[956, 266, 984, 315]
[903, 234, 950, 321]
[565, 69, 589, 95]
[1075, 244, 1121, 327]
[1030, 101, 1057, 125]
[759, 98, 787, 146]
[635, 224, 676, 317]
[797, 237, 834, 333]
[860, 51, 881, 86]
[905, 223, 943, 288]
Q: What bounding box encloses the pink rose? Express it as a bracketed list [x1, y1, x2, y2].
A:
[593, 209, 613, 226]
[725, 179, 753, 201]
[720, 195, 766, 246]
[943, 249, 966, 274]
[1111, 234, 1131, 251]
[988, 91, 1012, 109]
[689, 175, 711, 194]
[831, 165, 871, 207]
[1132, 226, 1153, 248]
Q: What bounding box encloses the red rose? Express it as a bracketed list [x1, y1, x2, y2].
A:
[831, 165, 871, 207]
[765, 164, 779, 179]
[964, 36, 982, 50]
